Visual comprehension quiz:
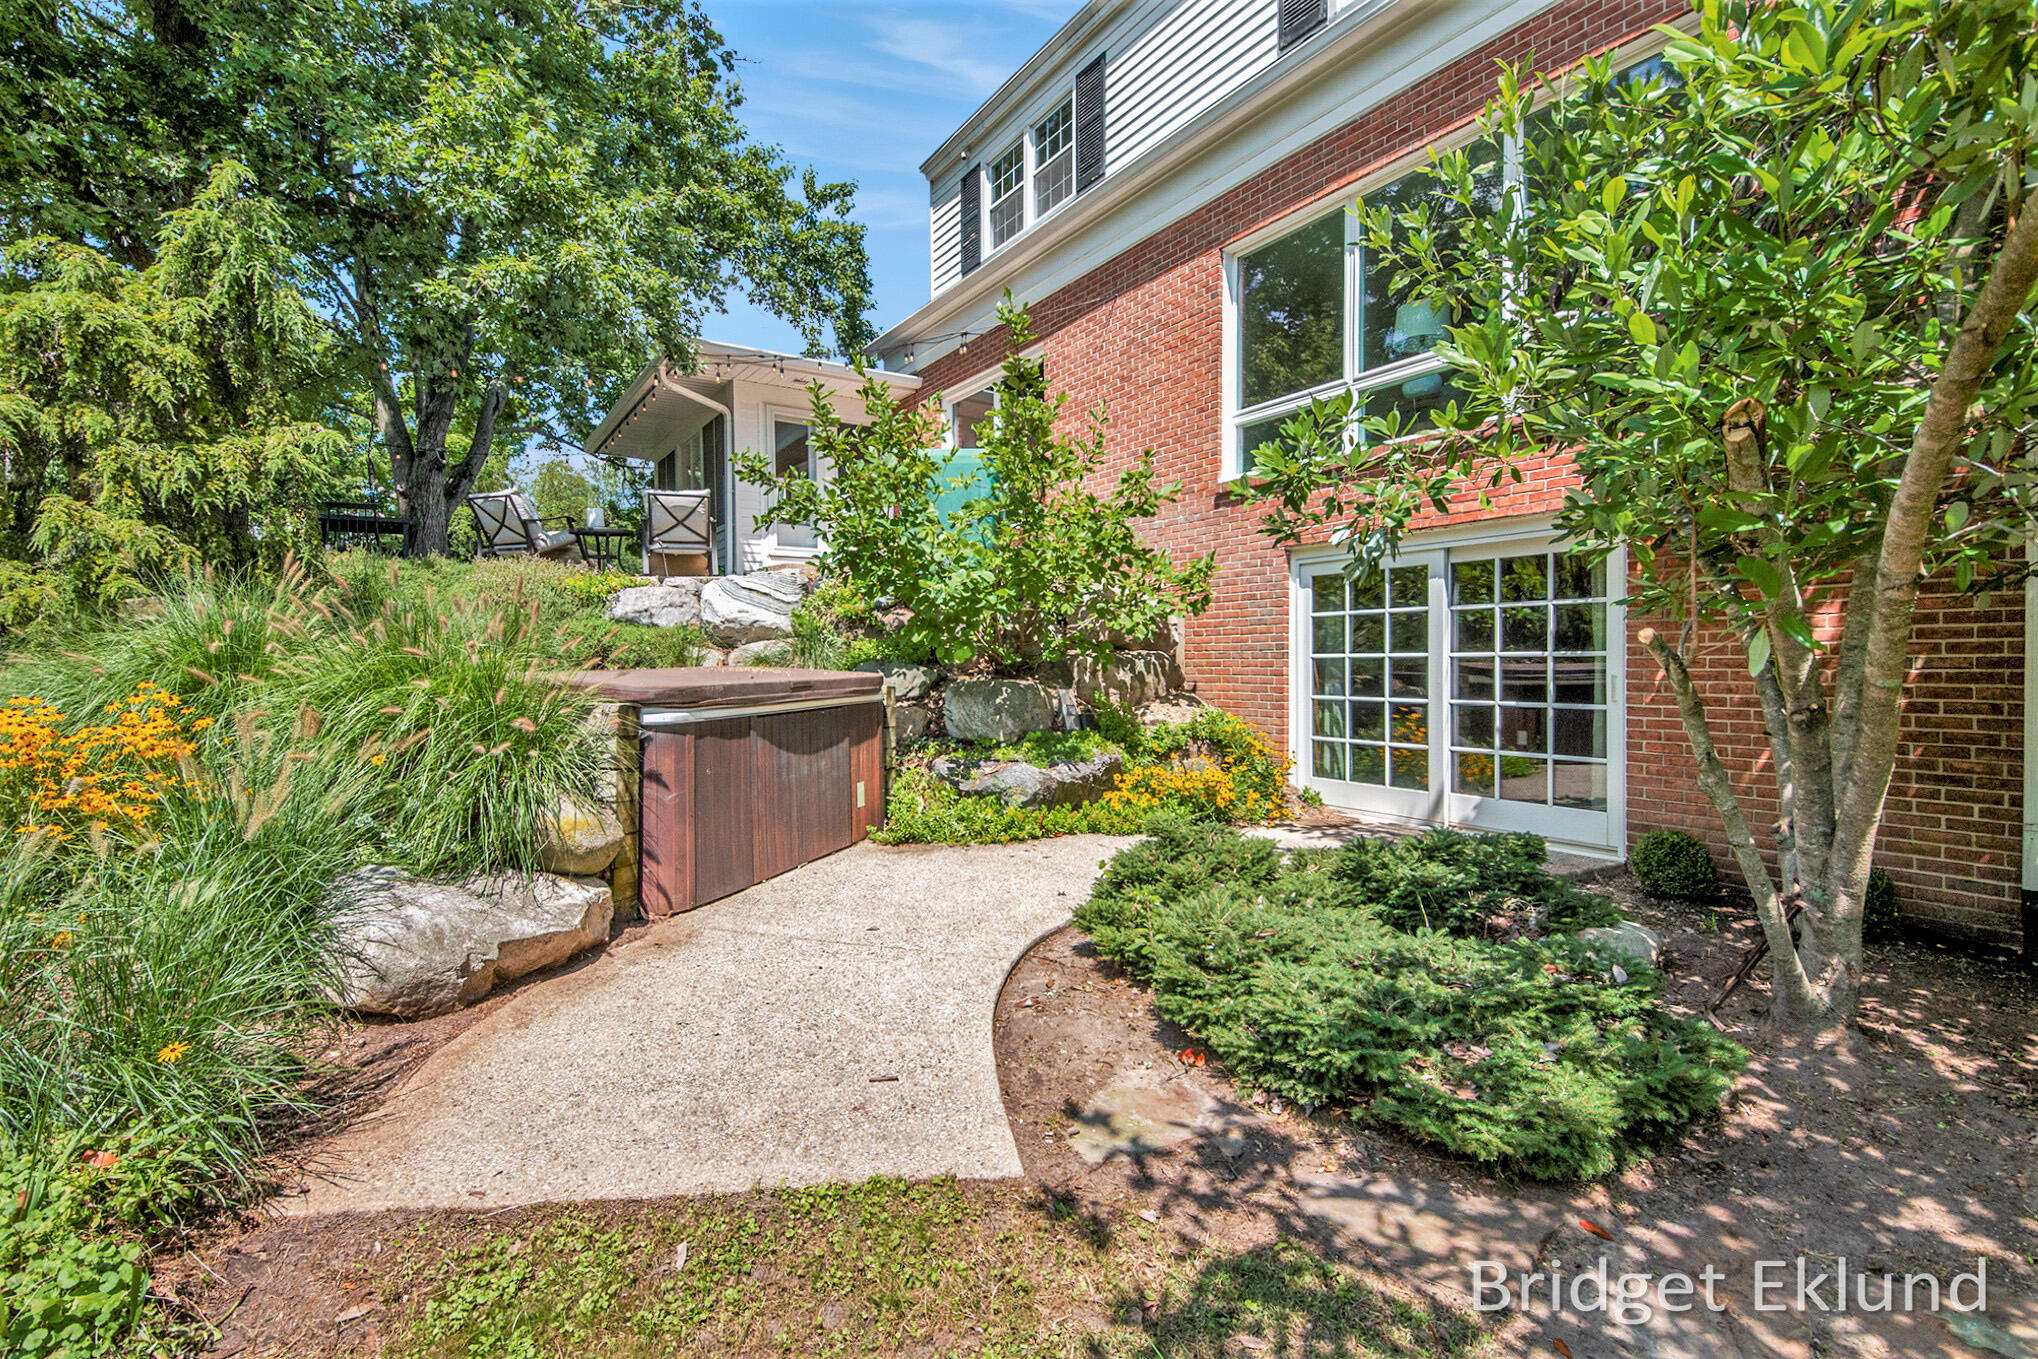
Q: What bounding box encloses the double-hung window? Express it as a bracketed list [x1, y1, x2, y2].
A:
[1227, 140, 1507, 476]
[1033, 99, 1075, 218]
[988, 142, 1026, 251]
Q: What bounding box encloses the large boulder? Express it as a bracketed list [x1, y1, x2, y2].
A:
[326, 868, 614, 1018]
[943, 678, 1057, 743]
[854, 658, 939, 702]
[930, 751, 1123, 808]
[1072, 650, 1176, 709]
[535, 794, 625, 876]
[607, 581, 701, 629]
[699, 571, 802, 647]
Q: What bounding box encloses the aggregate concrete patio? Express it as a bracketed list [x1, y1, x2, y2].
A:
[283, 835, 1132, 1215]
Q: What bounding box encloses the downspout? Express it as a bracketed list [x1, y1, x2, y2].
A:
[2024, 530, 2037, 964]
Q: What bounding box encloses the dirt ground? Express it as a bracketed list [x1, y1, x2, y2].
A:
[166, 872, 2035, 1358]
[995, 877, 2038, 1358]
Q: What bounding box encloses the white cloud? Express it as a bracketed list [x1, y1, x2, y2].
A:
[866, 15, 1024, 98]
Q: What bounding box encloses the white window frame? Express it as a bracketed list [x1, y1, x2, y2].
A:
[1221, 130, 1508, 481]
[973, 75, 1086, 260]
[1287, 518, 1628, 855]
[986, 139, 1025, 251]
[1032, 96, 1076, 221]
[943, 375, 1002, 451]
[1218, 33, 1685, 482]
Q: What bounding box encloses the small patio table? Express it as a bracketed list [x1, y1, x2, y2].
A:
[570, 525, 636, 573]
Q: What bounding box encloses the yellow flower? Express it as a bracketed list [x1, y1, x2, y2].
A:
[155, 1041, 190, 1065]
[50, 931, 73, 949]
[369, 754, 387, 766]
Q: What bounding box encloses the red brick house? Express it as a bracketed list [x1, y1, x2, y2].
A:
[868, 0, 2029, 955]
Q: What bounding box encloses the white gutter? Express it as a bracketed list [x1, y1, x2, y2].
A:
[2024, 531, 2036, 958]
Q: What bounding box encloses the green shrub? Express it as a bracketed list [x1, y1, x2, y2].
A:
[736, 300, 1214, 667]
[1629, 829, 1720, 900]
[1329, 829, 1617, 936]
[1078, 825, 1745, 1181]
[1865, 867, 1902, 942]
[1075, 816, 1285, 973]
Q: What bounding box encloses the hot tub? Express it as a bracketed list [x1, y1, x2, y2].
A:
[566, 668, 885, 917]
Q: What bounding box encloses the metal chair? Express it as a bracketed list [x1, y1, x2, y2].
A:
[643, 488, 714, 577]
[466, 491, 577, 559]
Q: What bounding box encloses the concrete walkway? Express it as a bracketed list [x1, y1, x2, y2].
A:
[284, 836, 1129, 1215]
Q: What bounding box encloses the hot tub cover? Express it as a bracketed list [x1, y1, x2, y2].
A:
[560, 667, 881, 709]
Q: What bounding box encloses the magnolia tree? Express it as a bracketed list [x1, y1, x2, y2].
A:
[1249, 0, 2038, 1033]
[741, 300, 1214, 668]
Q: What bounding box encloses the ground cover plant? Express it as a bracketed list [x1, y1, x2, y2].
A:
[329, 1177, 1481, 1358]
[0, 553, 615, 1354]
[1076, 821, 1743, 1181]
[878, 708, 1293, 845]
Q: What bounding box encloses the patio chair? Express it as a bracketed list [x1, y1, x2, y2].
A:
[466, 491, 578, 560]
[643, 488, 714, 577]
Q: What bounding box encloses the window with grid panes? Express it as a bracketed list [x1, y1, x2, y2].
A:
[1447, 550, 1610, 811]
[988, 142, 1024, 249]
[1033, 99, 1074, 217]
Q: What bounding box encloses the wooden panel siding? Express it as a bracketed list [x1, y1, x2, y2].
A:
[639, 721, 693, 919]
[691, 716, 757, 907]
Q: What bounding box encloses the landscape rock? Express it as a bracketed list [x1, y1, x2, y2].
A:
[943, 678, 1057, 743]
[326, 868, 614, 1019]
[891, 700, 934, 745]
[1576, 920, 1662, 971]
[606, 582, 701, 629]
[535, 794, 625, 876]
[930, 751, 1122, 808]
[1072, 650, 1176, 709]
[854, 658, 939, 702]
[728, 638, 796, 667]
[699, 571, 802, 646]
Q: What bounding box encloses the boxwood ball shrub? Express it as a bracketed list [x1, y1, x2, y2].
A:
[1629, 828, 1720, 900]
[1078, 825, 1745, 1181]
[1865, 867, 1902, 942]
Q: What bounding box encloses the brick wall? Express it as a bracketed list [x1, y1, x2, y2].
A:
[1627, 579, 2025, 953]
[904, 0, 2027, 951]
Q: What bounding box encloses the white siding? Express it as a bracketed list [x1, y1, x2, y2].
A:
[922, 0, 1289, 304]
[929, 183, 963, 296]
[1107, 0, 1278, 174]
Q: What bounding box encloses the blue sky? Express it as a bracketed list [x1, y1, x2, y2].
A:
[702, 1, 1082, 356]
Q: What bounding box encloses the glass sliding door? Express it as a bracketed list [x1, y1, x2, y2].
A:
[1299, 539, 1620, 849]
[1305, 550, 1446, 825]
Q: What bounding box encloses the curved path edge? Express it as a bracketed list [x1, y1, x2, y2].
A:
[281, 835, 1132, 1216]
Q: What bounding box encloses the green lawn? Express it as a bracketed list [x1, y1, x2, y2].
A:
[373, 1178, 1482, 1359]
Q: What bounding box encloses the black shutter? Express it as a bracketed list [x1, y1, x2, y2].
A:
[958, 163, 982, 276]
[1074, 53, 1107, 193]
[1276, 0, 1327, 51]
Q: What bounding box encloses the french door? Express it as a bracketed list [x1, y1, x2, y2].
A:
[1297, 537, 1621, 850]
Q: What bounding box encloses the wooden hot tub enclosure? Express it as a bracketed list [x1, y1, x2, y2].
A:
[567, 668, 885, 917]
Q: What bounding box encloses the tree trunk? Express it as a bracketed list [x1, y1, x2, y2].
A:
[401, 434, 454, 556]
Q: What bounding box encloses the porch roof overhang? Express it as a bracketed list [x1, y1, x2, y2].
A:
[585, 360, 727, 463]
[586, 344, 922, 463]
